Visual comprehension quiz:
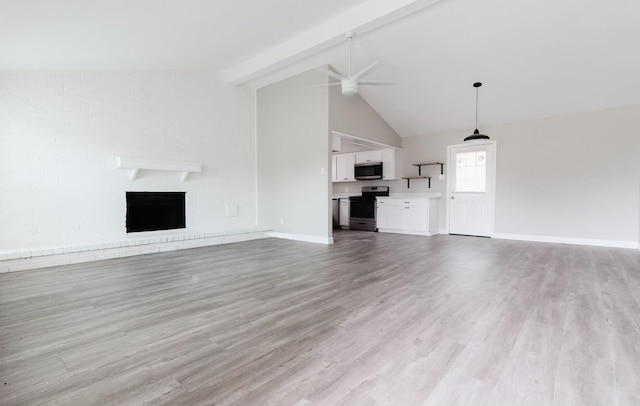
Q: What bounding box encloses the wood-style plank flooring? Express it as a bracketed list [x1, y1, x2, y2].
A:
[1, 231, 640, 405]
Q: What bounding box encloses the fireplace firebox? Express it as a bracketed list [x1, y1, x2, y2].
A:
[126, 192, 186, 233]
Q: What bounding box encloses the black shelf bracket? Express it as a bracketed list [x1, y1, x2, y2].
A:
[402, 162, 442, 189]
[413, 162, 444, 176]
[402, 176, 431, 189]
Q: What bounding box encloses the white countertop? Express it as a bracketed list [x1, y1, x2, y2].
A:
[334, 192, 442, 199]
[332, 193, 361, 199]
[382, 192, 442, 199]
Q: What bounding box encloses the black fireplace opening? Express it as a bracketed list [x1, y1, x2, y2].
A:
[126, 192, 186, 233]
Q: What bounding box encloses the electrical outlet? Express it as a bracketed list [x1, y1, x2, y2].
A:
[320, 167, 325, 175]
[279, 218, 284, 225]
[345, 188, 349, 193]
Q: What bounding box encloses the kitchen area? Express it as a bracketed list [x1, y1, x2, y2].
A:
[331, 132, 441, 237]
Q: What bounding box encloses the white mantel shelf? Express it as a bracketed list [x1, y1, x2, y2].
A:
[115, 156, 202, 181]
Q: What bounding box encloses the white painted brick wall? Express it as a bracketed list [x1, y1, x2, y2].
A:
[0, 227, 272, 273]
[0, 71, 258, 252]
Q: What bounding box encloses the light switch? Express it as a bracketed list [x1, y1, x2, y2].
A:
[225, 204, 239, 217]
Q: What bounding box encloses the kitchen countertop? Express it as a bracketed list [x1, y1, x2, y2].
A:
[382, 192, 442, 199]
[333, 192, 442, 199]
[332, 193, 361, 199]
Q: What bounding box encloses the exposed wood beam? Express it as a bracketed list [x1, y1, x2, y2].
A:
[224, 0, 443, 86]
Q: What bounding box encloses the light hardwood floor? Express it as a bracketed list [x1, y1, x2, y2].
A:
[1, 231, 639, 405]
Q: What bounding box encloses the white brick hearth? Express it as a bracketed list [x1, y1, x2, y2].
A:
[0, 226, 271, 273]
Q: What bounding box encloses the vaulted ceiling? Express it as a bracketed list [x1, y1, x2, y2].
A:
[2, 0, 639, 137]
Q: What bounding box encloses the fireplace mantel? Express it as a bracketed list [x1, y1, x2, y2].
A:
[115, 156, 202, 181]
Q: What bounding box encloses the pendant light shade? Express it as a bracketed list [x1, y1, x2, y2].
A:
[464, 82, 490, 142]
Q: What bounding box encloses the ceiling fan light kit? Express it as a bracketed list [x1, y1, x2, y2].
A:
[464, 82, 491, 142]
[310, 31, 395, 97]
[341, 79, 358, 96]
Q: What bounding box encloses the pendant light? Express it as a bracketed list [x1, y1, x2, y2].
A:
[464, 82, 490, 142]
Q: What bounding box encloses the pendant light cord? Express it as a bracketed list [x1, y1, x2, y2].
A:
[475, 87, 479, 130]
[347, 35, 352, 78]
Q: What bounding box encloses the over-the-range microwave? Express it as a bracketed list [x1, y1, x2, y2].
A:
[354, 162, 383, 180]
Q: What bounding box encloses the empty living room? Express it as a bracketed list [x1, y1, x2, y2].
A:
[1, 0, 639, 405]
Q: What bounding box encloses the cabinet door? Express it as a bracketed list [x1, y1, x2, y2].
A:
[376, 200, 388, 228]
[404, 201, 429, 232]
[335, 154, 355, 182]
[339, 199, 350, 226]
[331, 155, 338, 182]
[381, 149, 396, 180]
[369, 150, 382, 163]
[386, 201, 406, 230]
[355, 150, 382, 164]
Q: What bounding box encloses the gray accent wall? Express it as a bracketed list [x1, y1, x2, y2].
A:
[257, 69, 332, 241]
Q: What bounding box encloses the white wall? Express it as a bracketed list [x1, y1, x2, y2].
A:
[329, 85, 402, 148]
[0, 71, 258, 252]
[256, 70, 332, 243]
[398, 104, 640, 246]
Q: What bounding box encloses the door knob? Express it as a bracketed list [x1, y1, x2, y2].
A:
[451, 196, 455, 199]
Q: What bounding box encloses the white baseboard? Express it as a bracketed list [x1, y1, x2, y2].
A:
[493, 233, 639, 249]
[0, 226, 272, 273]
[267, 232, 334, 245]
[377, 228, 434, 236]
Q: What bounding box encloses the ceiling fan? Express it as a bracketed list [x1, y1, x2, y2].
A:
[309, 31, 395, 97]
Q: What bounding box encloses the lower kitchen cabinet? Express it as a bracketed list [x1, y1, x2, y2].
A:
[376, 197, 439, 236]
[339, 198, 350, 229]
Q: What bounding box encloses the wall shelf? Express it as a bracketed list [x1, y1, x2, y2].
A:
[402, 162, 444, 188]
[115, 156, 202, 181]
[413, 162, 444, 176]
[401, 176, 431, 188]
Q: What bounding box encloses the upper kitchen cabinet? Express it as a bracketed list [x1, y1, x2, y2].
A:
[332, 153, 356, 182]
[355, 150, 382, 164]
[381, 148, 399, 180]
[332, 148, 400, 182]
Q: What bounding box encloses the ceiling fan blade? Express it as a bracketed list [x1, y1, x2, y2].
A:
[351, 62, 382, 80]
[315, 66, 347, 82]
[305, 83, 342, 89]
[358, 80, 396, 86]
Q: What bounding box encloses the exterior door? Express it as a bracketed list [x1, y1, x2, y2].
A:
[447, 141, 496, 237]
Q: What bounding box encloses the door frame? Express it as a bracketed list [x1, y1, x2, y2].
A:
[445, 140, 497, 236]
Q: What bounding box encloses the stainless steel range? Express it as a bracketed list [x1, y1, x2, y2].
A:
[349, 186, 389, 231]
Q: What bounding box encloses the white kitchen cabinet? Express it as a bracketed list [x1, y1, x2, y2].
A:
[381, 148, 398, 180]
[339, 198, 350, 229]
[355, 150, 382, 164]
[376, 197, 439, 236]
[375, 199, 389, 229]
[333, 154, 356, 182]
[333, 148, 399, 182]
[332, 155, 337, 181]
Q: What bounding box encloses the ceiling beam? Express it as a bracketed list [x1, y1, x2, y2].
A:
[224, 0, 443, 86]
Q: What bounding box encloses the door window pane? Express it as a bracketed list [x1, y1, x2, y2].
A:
[455, 151, 486, 192]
